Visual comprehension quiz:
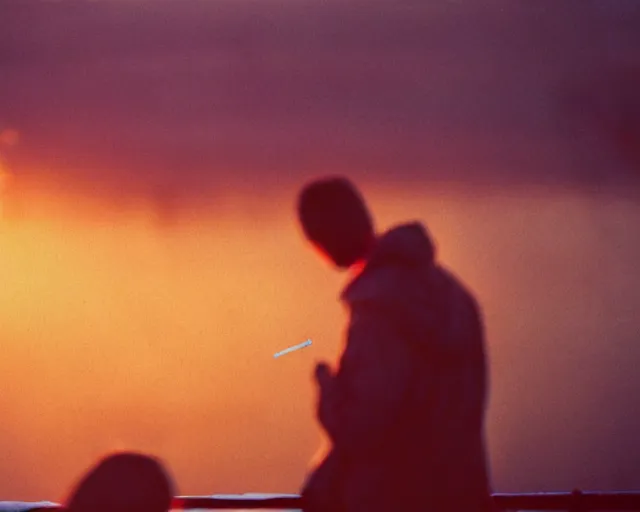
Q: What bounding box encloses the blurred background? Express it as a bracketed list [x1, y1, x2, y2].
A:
[1, 0, 640, 502]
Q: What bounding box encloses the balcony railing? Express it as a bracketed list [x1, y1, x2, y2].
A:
[22, 491, 640, 512]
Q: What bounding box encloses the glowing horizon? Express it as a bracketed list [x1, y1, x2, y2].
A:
[2, 184, 640, 499]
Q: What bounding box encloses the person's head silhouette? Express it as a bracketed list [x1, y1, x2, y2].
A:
[64, 452, 175, 512]
[297, 176, 376, 269]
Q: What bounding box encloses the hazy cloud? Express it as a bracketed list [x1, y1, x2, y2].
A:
[1, 0, 639, 204]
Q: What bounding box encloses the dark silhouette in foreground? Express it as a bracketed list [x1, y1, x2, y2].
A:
[64, 452, 175, 512]
[297, 177, 494, 512]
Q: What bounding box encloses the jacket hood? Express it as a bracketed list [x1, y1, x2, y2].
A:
[341, 222, 462, 356]
[364, 222, 436, 271]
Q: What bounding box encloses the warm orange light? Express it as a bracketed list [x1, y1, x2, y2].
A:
[0, 185, 346, 500]
[0, 183, 475, 500]
[2, 181, 640, 499]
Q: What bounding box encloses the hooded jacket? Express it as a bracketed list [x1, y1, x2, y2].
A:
[311, 222, 493, 512]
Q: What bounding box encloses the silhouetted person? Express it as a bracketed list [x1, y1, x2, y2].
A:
[298, 177, 494, 512]
[64, 452, 175, 512]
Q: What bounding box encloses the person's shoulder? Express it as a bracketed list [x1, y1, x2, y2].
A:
[341, 263, 406, 307]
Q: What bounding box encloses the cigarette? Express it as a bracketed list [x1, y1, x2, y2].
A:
[274, 339, 312, 358]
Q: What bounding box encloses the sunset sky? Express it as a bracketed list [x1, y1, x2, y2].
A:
[1, 0, 640, 503]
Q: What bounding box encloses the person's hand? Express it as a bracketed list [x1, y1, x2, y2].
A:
[314, 361, 337, 431]
[314, 361, 333, 388]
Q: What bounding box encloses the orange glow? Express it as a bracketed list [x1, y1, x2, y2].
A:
[1, 182, 640, 499]
[0, 184, 348, 500]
